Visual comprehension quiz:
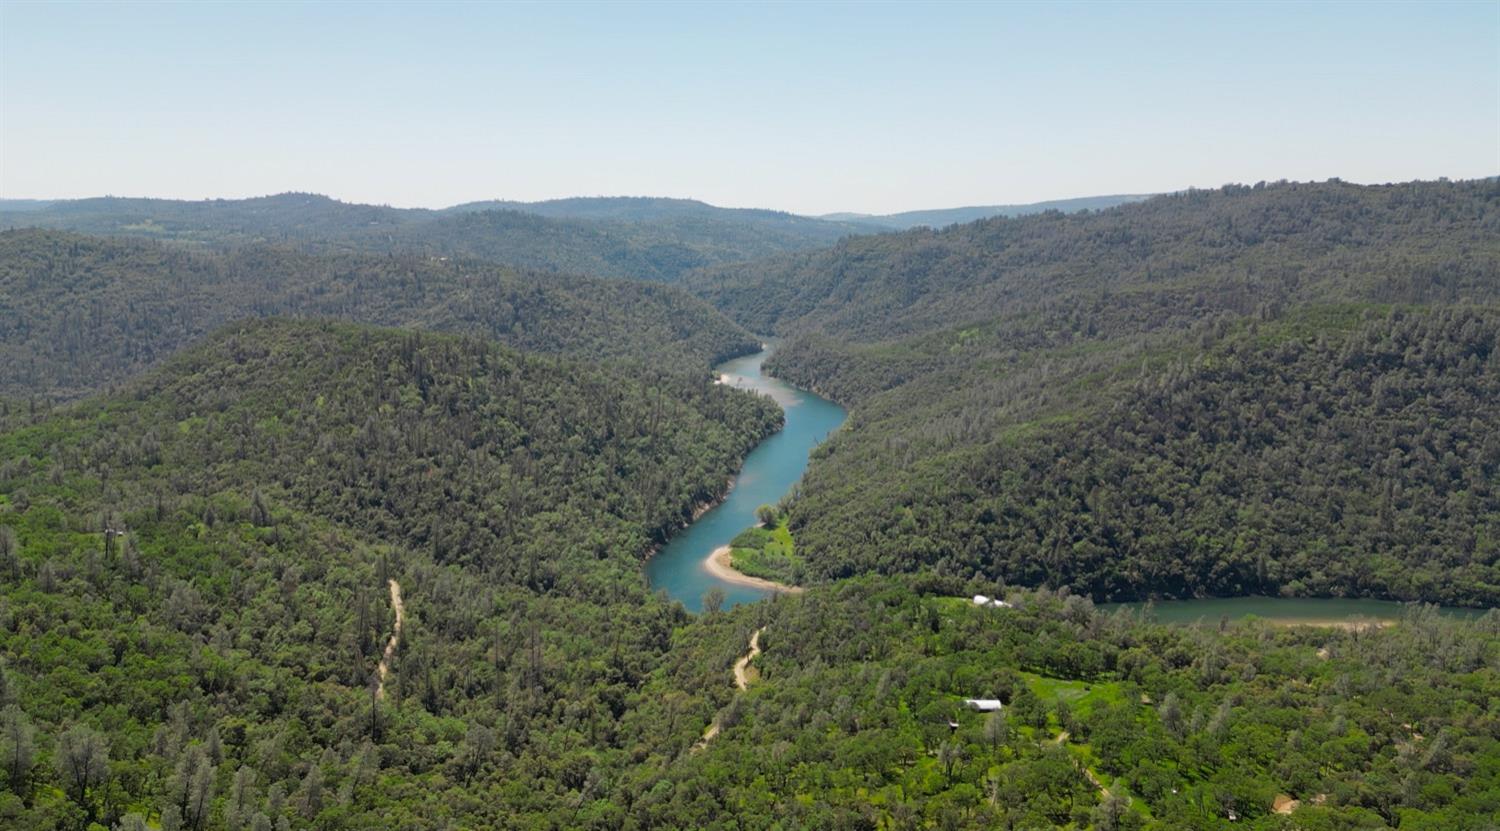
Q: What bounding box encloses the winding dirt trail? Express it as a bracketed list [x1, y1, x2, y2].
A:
[693, 627, 764, 752]
[733, 628, 762, 690]
[375, 579, 403, 700]
[1054, 729, 1113, 799]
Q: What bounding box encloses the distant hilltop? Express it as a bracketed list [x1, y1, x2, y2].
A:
[819, 193, 1156, 230]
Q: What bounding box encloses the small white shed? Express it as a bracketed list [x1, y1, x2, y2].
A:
[971, 595, 1014, 609]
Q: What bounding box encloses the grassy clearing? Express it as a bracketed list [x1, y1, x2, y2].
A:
[1020, 671, 1125, 718]
[728, 520, 802, 583]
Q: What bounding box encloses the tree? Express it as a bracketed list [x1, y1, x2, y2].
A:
[459, 723, 496, 784]
[0, 527, 17, 581]
[54, 723, 109, 818]
[0, 706, 34, 801]
[299, 764, 323, 818]
[1159, 692, 1183, 739]
[226, 766, 256, 831]
[205, 727, 224, 766]
[1055, 699, 1077, 735]
[702, 587, 726, 614]
[185, 755, 216, 831]
[983, 709, 1009, 752]
[1009, 685, 1047, 730]
[1092, 793, 1131, 831]
[250, 489, 272, 527]
[938, 741, 965, 785]
[755, 505, 779, 528]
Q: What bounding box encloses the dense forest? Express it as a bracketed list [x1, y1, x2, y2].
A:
[0, 229, 759, 400]
[447, 195, 857, 234]
[1, 325, 1492, 829]
[0, 194, 861, 283]
[0, 178, 1497, 829]
[692, 179, 1499, 341]
[782, 309, 1500, 605]
[684, 180, 1500, 606]
[0, 320, 784, 829]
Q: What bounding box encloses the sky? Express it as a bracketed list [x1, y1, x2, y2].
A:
[1, 0, 1496, 215]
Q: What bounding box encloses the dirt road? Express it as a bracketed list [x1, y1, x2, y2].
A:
[693, 626, 765, 751]
[375, 579, 403, 700]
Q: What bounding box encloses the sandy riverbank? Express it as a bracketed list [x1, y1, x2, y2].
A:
[706, 545, 804, 594]
[1275, 619, 1393, 631]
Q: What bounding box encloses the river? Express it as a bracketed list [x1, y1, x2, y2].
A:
[645, 347, 846, 612]
[647, 351, 1494, 623]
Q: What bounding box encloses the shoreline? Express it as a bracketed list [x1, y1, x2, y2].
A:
[692, 479, 732, 522]
[705, 545, 804, 594]
[1272, 618, 1394, 631]
[642, 477, 735, 563]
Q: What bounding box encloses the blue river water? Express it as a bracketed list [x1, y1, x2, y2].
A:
[644, 347, 846, 612]
[645, 351, 1497, 622]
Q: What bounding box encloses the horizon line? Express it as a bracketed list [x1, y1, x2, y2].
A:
[1, 174, 1494, 219]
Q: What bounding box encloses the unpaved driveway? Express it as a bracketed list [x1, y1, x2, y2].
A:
[375, 579, 403, 700]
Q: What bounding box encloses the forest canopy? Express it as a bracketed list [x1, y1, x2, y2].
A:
[0, 229, 760, 401]
[0, 179, 1496, 829]
[0, 193, 864, 283]
[682, 180, 1500, 606]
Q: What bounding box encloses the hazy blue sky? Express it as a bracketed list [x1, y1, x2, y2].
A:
[2, 0, 1496, 214]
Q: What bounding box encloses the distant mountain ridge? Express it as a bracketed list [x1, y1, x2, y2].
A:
[0, 191, 1165, 280]
[820, 193, 1155, 229]
[446, 194, 855, 228]
[0, 198, 55, 212]
[0, 192, 863, 281]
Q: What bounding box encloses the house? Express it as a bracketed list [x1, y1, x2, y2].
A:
[964, 699, 1003, 712]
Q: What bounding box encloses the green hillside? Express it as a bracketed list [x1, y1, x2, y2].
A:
[789, 309, 1500, 605]
[0, 229, 758, 400]
[0, 193, 862, 283]
[0, 321, 1494, 830]
[0, 319, 780, 828]
[820, 193, 1155, 230]
[692, 179, 1498, 341]
[447, 195, 861, 238]
[686, 180, 1500, 604]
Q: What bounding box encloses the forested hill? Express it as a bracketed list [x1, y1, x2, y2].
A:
[819, 193, 1154, 230]
[690, 178, 1499, 340]
[791, 309, 1500, 605]
[1, 318, 782, 583]
[684, 180, 1500, 606]
[0, 229, 759, 400]
[0, 318, 1494, 828]
[0, 193, 412, 244]
[0, 318, 781, 828]
[446, 195, 861, 237]
[0, 193, 862, 282]
[375, 207, 848, 283]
